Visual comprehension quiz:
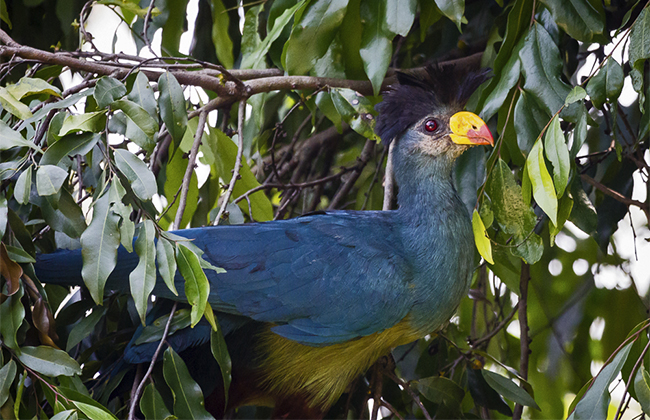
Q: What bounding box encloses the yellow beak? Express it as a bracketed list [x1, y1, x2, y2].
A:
[448, 111, 494, 146]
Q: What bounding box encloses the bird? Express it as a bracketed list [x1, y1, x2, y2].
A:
[34, 64, 493, 419]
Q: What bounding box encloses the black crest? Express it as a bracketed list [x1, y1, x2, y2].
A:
[375, 65, 491, 144]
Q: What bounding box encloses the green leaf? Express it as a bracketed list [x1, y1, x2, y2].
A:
[158, 72, 188, 146]
[629, 6, 650, 110]
[0, 286, 24, 350]
[93, 77, 127, 108]
[242, 1, 304, 70]
[176, 244, 210, 328]
[359, 0, 391, 95]
[49, 410, 77, 420]
[127, 72, 158, 119]
[130, 220, 157, 325]
[472, 209, 494, 264]
[17, 346, 82, 377]
[160, 0, 189, 56]
[330, 89, 379, 140]
[634, 365, 650, 415]
[586, 58, 625, 109]
[519, 23, 571, 115]
[211, 0, 234, 69]
[434, 0, 465, 31]
[479, 37, 523, 121]
[6, 77, 61, 99]
[66, 306, 107, 352]
[36, 165, 68, 196]
[59, 111, 107, 136]
[565, 86, 587, 105]
[140, 383, 175, 420]
[4, 245, 35, 263]
[570, 340, 634, 419]
[14, 168, 32, 205]
[540, 0, 605, 42]
[160, 141, 199, 230]
[210, 325, 232, 408]
[113, 149, 157, 201]
[0, 1, 11, 29]
[549, 194, 573, 245]
[385, 0, 416, 36]
[73, 401, 117, 420]
[135, 309, 191, 345]
[526, 138, 558, 226]
[0, 193, 7, 240]
[0, 87, 33, 119]
[416, 376, 465, 408]
[81, 192, 121, 304]
[0, 360, 17, 408]
[513, 89, 551, 154]
[162, 348, 214, 420]
[31, 189, 87, 239]
[482, 370, 540, 410]
[156, 237, 179, 296]
[316, 91, 343, 131]
[111, 99, 159, 153]
[0, 120, 41, 152]
[40, 133, 100, 166]
[284, 0, 349, 75]
[543, 116, 570, 197]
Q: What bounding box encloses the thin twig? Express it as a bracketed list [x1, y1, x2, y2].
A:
[215, 100, 246, 224]
[128, 302, 178, 420]
[173, 110, 207, 230]
[513, 263, 531, 420]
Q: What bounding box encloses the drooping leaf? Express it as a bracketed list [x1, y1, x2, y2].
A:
[434, 0, 465, 31]
[81, 192, 121, 304]
[540, 0, 605, 42]
[176, 244, 210, 328]
[472, 209, 494, 264]
[140, 383, 174, 420]
[211, 0, 234, 68]
[543, 116, 570, 198]
[66, 306, 107, 352]
[113, 149, 157, 201]
[0, 87, 33, 119]
[36, 165, 68, 196]
[628, 5, 649, 109]
[417, 376, 465, 408]
[156, 237, 179, 296]
[6, 77, 61, 100]
[72, 401, 117, 420]
[158, 72, 188, 146]
[482, 370, 540, 410]
[31, 189, 87, 239]
[210, 325, 232, 408]
[526, 138, 558, 226]
[93, 76, 127, 108]
[0, 360, 17, 408]
[359, 0, 392, 95]
[634, 365, 650, 415]
[13, 168, 31, 205]
[127, 72, 158, 119]
[0, 286, 24, 350]
[586, 58, 625, 109]
[513, 89, 551, 154]
[129, 220, 157, 325]
[40, 133, 100, 166]
[162, 347, 214, 419]
[111, 99, 159, 153]
[385, 0, 416, 36]
[0, 120, 40, 151]
[17, 346, 82, 377]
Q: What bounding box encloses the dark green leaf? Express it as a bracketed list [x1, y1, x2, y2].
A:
[359, 0, 391, 95]
[40, 133, 100, 166]
[540, 0, 605, 42]
[629, 6, 649, 109]
[479, 37, 523, 121]
[176, 244, 210, 328]
[330, 89, 379, 140]
[81, 192, 121, 304]
[158, 72, 188, 146]
[4, 245, 35, 263]
[565, 86, 587, 105]
[113, 149, 157, 201]
[482, 370, 540, 410]
[210, 326, 232, 408]
[130, 220, 157, 325]
[162, 348, 214, 419]
[31, 189, 87, 239]
[17, 346, 82, 377]
[417, 376, 465, 407]
[127, 72, 158, 119]
[467, 368, 513, 416]
[549, 194, 573, 245]
[211, 0, 234, 68]
[135, 309, 191, 345]
[526, 138, 558, 226]
[93, 77, 127, 108]
[0, 286, 24, 350]
[513, 89, 551, 154]
[634, 365, 650, 415]
[0, 360, 17, 408]
[66, 306, 107, 352]
[156, 237, 179, 296]
[433, 0, 464, 31]
[586, 58, 625, 109]
[544, 116, 570, 197]
[161, 0, 189, 56]
[111, 99, 159, 153]
[36, 165, 68, 196]
[140, 383, 175, 420]
[569, 177, 597, 234]
[284, 0, 348, 75]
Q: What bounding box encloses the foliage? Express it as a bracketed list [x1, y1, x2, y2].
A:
[0, 0, 649, 418]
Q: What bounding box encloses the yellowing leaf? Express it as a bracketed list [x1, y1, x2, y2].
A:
[526, 138, 558, 226]
[472, 209, 494, 264]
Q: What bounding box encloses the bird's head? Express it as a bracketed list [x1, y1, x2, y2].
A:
[376, 65, 493, 171]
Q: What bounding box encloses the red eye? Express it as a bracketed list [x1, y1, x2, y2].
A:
[424, 119, 438, 132]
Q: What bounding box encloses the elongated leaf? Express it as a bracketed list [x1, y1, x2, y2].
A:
[140, 383, 174, 420]
[49, 410, 77, 420]
[59, 111, 107, 136]
[513, 90, 550, 155]
[0, 286, 24, 350]
[17, 346, 82, 377]
[40, 133, 100, 166]
[162, 348, 214, 419]
[6, 77, 61, 99]
[434, 0, 464, 31]
[176, 244, 210, 327]
[519, 23, 571, 115]
[158, 72, 188, 146]
[211, 0, 234, 68]
[127, 72, 158, 119]
[14, 168, 31, 205]
[31, 189, 87, 239]
[66, 306, 107, 352]
[94, 76, 127, 108]
[417, 376, 465, 407]
[359, 0, 391, 95]
[0, 243, 21, 295]
[0, 360, 17, 408]
[479, 37, 523, 121]
[112, 99, 158, 153]
[570, 341, 634, 419]
[586, 58, 625, 109]
[36, 165, 68, 196]
[130, 220, 157, 324]
[565, 86, 587, 105]
[385, 0, 416, 36]
[113, 149, 157, 201]
[472, 209, 494, 264]
[156, 237, 178, 296]
[210, 325, 232, 408]
[135, 309, 191, 345]
[284, 0, 349, 75]
[81, 192, 121, 304]
[0, 193, 6, 240]
[634, 365, 650, 414]
[0, 87, 32, 119]
[73, 401, 117, 420]
[0, 120, 40, 151]
[540, 0, 605, 42]
[526, 139, 558, 226]
[629, 6, 649, 109]
[543, 116, 570, 197]
[482, 370, 540, 410]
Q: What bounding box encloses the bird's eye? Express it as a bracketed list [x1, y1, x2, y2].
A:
[424, 119, 438, 132]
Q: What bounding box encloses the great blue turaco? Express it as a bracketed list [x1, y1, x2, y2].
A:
[34, 64, 494, 418]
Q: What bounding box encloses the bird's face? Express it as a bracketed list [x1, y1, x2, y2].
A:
[408, 109, 493, 160]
